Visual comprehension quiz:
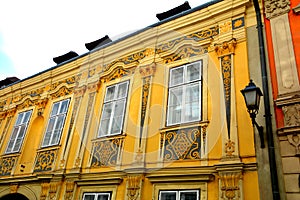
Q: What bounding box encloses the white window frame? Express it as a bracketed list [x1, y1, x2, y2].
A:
[98, 81, 129, 137]
[5, 110, 32, 154]
[42, 99, 70, 147]
[167, 61, 202, 126]
[159, 190, 200, 200]
[83, 192, 111, 200]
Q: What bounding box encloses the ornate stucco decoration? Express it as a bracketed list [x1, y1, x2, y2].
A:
[50, 86, 73, 99]
[0, 155, 18, 176]
[10, 183, 19, 193]
[34, 148, 58, 172]
[65, 180, 75, 200]
[287, 134, 300, 156]
[282, 103, 300, 127]
[219, 171, 243, 200]
[91, 136, 124, 167]
[87, 81, 101, 93]
[73, 85, 86, 97]
[265, 0, 291, 19]
[103, 48, 153, 72]
[49, 181, 59, 200]
[36, 98, 49, 116]
[139, 64, 156, 77]
[161, 127, 201, 161]
[101, 66, 135, 83]
[225, 139, 235, 157]
[16, 98, 37, 110]
[40, 182, 49, 200]
[214, 38, 237, 57]
[127, 175, 143, 200]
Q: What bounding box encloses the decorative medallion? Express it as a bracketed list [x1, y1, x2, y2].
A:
[220, 21, 232, 34]
[139, 64, 156, 77]
[162, 127, 201, 161]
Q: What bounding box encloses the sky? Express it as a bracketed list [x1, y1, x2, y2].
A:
[0, 0, 211, 80]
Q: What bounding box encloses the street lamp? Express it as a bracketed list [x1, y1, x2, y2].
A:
[241, 80, 265, 148]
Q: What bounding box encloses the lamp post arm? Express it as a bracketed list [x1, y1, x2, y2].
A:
[251, 117, 265, 148]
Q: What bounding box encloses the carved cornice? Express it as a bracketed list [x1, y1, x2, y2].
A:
[214, 38, 237, 57]
[265, 0, 290, 19]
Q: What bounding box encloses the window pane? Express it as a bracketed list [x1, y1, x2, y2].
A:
[105, 86, 116, 101]
[97, 194, 110, 200]
[46, 118, 55, 133]
[18, 125, 26, 138]
[168, 87, 183, 125]
[160, 191, 177, 200]
[42, 131, 52, 146]
[51, 103, 59, 116]
[23, 111, 32, 123]
[185, 84, 200, 122]
[186, 63, 201, 82]
[16, 113, 24, 125]
[59, 100, 69, 113]
[117, 82, 128, 98]
[55, 115, 65, 130]
[50, 130, 60, 145]
[13, 138, 22, 152]
[99, 103, 113, 136]
[83, 194, 95, 200]
[179, 191, 198, 200]
[170, 67, 184, 86]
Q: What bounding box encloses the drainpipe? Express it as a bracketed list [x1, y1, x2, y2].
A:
[252, 0, 280, 199]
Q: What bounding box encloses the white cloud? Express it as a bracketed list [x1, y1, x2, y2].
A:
[0, 0, 211, 80]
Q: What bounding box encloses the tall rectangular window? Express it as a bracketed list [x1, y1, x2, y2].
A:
[42, 99, 70, 147]
[159, 190, 199, 200]
[167, 62, 202, 126]
[98, 81, 129, 137]
[6, 110, 32, 153]
[83, 192, 111, 200]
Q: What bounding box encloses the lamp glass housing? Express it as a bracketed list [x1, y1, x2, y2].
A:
[241, 80, 263, 114]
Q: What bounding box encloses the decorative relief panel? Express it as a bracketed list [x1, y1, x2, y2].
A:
[161, 127, 201, 161]
[34, 149, 58, 172]
[91, 137, 124, 167]
[265, 0, 290, 19]
[0, 155, 18, 176]
[282, 103, 300, 127]
[16, 98, 36, 110]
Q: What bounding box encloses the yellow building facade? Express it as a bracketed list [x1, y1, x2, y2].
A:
[0, 1, 266, 199]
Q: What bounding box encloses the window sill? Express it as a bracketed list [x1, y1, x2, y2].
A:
[160, 120, 209, 133]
